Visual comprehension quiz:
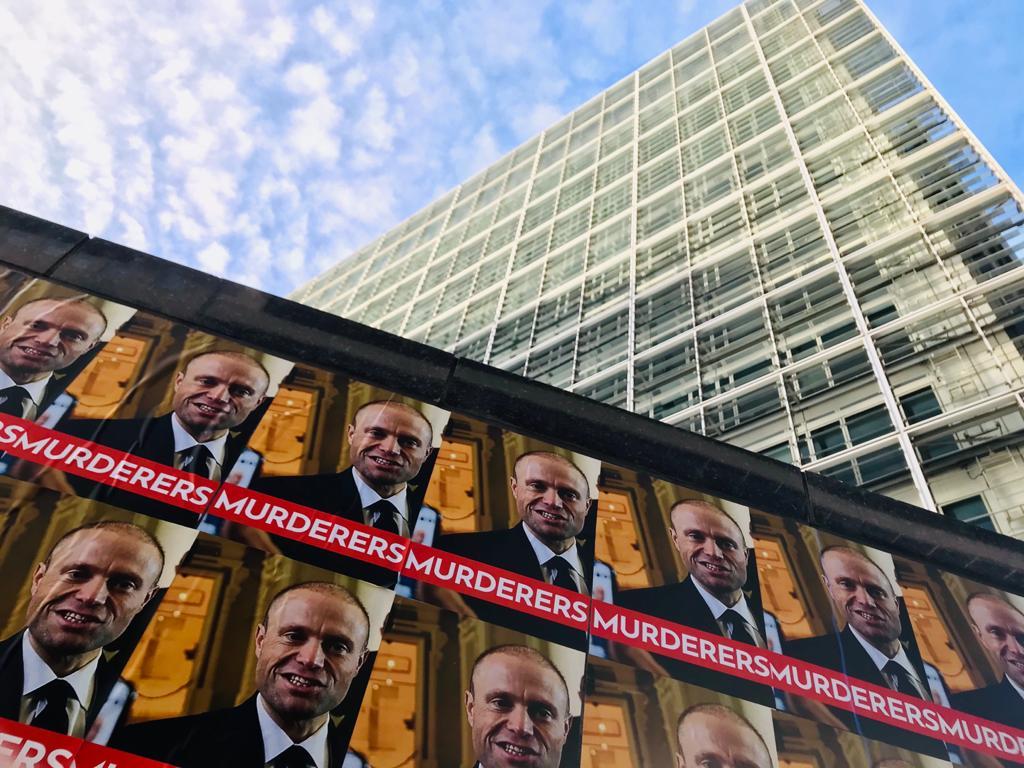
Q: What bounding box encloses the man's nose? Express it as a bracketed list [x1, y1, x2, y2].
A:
[853, 585, 875, 605]
[295, 638, 325, 668]
[33, 327, 61, 346]
[506, 705, 535, 736]
[701, 538, 723, 558]
[207, 383, 230, 401]
[1006, 633, 1024, 655]
[380, 434, 400, 454]
[541, 487, 562, 507]
[75, 576, 109, 605]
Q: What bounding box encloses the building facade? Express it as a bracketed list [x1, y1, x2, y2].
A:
[294, 0, 1024, 538]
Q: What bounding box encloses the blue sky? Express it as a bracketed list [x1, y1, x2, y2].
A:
[2, 0, 1021, 295]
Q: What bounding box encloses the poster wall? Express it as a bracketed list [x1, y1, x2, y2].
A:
[0, 268, 1023, 767]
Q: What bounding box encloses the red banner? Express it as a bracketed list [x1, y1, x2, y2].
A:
[591, 601, 1024, 762]
[0, 718, 171, 768]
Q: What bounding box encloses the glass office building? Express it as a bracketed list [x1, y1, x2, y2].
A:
[294, 0, 1024, 538]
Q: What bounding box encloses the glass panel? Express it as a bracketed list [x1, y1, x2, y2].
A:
[699, 308, 776, 398]
[704, 380, 786, 438]
[634, 337, 699, 419]
[634, 278, 692, 353]
[527, 336, 577, 387]
[637, 188, 684, 242]
[575, 311, 629, 381]
[543, 242, 587, 293]
[770, 271, 858, 365]
[692, 247, 759, 323]
[753, 216, 831, 290]
[636, 231, 688, 291]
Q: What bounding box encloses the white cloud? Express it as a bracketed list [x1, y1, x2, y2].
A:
[196, 241, 231, 275]
[284, 62, 330, 95]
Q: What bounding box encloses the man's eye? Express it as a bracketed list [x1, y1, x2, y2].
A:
[326, 641, 351, 655]
[530, 706, 554, 722]
[559, 491, 579, 502]
[687, 532, 704, 541]
[718, 538, 737, 551]
[283, 631, 305, 643]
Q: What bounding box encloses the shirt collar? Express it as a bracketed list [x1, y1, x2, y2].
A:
[351, 467, 408, 515]
[256, 694, 329, 768]
[848, 624, 918, 678]
[690, 575, 757, 627]
[1006, 675, 1024, 702]
[170, 413, 228, 464]
[521, 523, 583, 576]
[20, 631, 99, 707]
[0, 369, 51, 406]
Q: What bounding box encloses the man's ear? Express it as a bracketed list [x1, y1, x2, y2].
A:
[465, 688, 475, 726]
[30, 562, 47, 596]
[509, 475, 518, 494]
[255, 623, 267, 658]
[173, 370, 185, 391]
[347, 423, 356, 446]
[675, 750, 686, 768]
[357, 647, 370, 671]
[142, 586, 160, 607]
[562, 713, 573, 738]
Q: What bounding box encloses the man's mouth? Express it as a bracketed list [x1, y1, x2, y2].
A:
[16, 345, 54, 359]
[533, 508, 565, 524]
[191, 401, 228, 416]
[699, 560, 730, 575]
[853, 609, 883, 624]
[281, 673, 324, 689]
[496, 742, 539, 758]
[368, 455, 400, 469]
[54, 610, 100, 625]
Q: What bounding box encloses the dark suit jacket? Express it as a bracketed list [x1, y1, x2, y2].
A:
[61, 413, 246, 526]
[0, 631, 120, 734]
[785, 626, 946, 757]
[434, 523, 594, 650]
[616, 576, 772, 704]
[113, 695, 348, 767]
[952, 677, 1024, 730]
[253, 467, 401, 587]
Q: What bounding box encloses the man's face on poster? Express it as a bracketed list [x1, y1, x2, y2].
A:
[968, 595, 1024, 689]
[465, 651, 572, 768]
[0, 299, 105, 383]
[511, 454, 589, 552]
[821, 549, 901, 647]
[675, 709, 772, 768]
[255, 587, 369, 725]
[671, 503, 749, 602]
[27, 528, 161, 660]
[347, 403, 432, 494]
[172, 353, 268, 438]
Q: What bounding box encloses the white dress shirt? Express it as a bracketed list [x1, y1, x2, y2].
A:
[352, 468, 410, 537]
[691, 577, 764, 647]
[1007, 675, 1024, 702]
[522, 523, 587, 594]
[171, 413, 228, 481]
[19, 632, 99, 737]
[848, 624, 927, 697]
[256, 693, 329, 768]
[0, 370, 50, 420]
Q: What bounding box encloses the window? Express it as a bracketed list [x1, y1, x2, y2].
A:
[942, 496, 996, 532]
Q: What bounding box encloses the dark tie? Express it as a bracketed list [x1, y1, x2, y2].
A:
[273, 745, 315, 768]
[29, 679, 75, 735]
[177, 444, 214, 479]
[546, 556, 580, 592]
[368, 499, 400, 535]
[883, 660, 923, 698]
[721, 609, 760, 647]
[0, 386, 30, 418]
